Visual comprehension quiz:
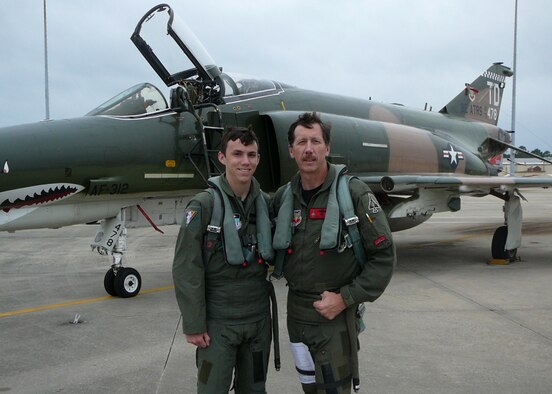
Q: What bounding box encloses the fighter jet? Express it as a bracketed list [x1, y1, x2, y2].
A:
[2, 4, 551, 297]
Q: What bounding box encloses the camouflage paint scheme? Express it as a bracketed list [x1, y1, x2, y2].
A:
[1, 4, 550, 295]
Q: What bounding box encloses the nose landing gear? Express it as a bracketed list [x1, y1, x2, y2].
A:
[93, 210, 143, 298]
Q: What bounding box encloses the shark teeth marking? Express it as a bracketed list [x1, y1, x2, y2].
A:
[0, 183, 85, 213]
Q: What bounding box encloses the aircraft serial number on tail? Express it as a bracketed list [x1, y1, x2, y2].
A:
[469, 104, 498, 121]
[487, 107, 498, 121]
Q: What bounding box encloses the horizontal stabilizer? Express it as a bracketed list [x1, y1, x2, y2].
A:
[486, 138, 552, 165]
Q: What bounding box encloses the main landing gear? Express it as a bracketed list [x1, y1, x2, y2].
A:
[92, 210, 142, 298]
[490, 191, 523, 263]
[491, 225, 517, 261]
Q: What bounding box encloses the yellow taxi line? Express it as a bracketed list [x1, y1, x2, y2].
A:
[0, 285, 175, 318]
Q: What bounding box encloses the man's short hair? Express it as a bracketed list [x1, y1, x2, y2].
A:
[221, 126, 259, 154]
[287, 112, 331, 146]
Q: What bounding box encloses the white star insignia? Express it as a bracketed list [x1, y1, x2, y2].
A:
[442, 145, 464, 169]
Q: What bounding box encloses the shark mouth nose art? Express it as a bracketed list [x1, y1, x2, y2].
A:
[0, 184, 85, 213]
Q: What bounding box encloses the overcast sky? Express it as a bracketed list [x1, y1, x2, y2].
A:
[1, 0, 550, 150]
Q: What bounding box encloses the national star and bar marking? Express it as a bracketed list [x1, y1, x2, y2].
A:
[442, 144, 464, 169]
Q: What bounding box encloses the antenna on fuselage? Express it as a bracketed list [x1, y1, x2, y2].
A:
[43, 0, 50, 120]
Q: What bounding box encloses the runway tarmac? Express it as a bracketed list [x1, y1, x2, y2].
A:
[1, 189, 551, 393]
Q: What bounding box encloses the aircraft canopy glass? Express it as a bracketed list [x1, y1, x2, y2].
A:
[86, 83, 168, 116]
[131, 4, 220, 87]
[222, 73, 277, 97]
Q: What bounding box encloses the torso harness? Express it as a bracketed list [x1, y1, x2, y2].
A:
[271, 164, 366, 280]
[272, 164, 367, 391]
[203, 176, 280, 371]
[204, 176, 274, 267]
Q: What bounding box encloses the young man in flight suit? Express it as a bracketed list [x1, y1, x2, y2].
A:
[173, 127, 274, 393]
[271, 112, 396, 393]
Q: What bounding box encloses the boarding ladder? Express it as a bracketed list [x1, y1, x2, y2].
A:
[187, 102, 225, 183]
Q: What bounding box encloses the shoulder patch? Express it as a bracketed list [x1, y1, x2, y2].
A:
[185, 208, 198, 226]
[184, 205, 201, 228]
[367, 194, 381, 214]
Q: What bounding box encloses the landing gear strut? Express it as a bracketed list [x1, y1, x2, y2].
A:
[92, 210, 143, 297]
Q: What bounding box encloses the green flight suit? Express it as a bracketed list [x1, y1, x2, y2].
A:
[271, 164, 396, 394]
[173, 175, 272, 394]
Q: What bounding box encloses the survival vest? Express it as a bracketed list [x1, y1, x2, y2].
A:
[204, 176, 274, 266]
[271, 164, 366, 279]
[203, 176, 281, 371]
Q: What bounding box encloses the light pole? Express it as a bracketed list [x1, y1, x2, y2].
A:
[509, 0, 518, 175]
[43, 0, 50, 120]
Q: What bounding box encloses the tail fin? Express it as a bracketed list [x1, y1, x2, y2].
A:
[439, 63, 513, 126]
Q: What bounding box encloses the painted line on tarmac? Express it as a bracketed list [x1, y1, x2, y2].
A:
[0, 285, 175, 318]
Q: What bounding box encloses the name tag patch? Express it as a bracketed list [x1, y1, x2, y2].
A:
[309, 208, 326, 220]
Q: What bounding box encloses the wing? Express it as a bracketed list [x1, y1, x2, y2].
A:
[353, 173, 552, 233]
[357, 174, 552, 196]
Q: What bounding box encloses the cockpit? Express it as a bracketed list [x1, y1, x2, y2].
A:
[86, 72, 282, 117]
[86, 83, 169, 116]
[223, 74, 278, 97]
[130, 4, 284, 107]
[87, 4, 286, 117]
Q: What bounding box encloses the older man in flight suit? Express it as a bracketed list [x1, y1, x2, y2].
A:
[271, 112, 396, 393]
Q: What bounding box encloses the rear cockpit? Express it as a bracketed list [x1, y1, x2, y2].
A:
[221, 73, 285, 103]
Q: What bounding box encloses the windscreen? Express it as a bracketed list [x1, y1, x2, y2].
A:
[86, 83, 168, 116]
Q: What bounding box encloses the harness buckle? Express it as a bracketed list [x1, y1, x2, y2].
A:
[207, 225, 221, 234]
[344, 216, 359, 226]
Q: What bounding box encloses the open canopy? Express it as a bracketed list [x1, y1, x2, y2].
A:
[131, 4, 221, 87]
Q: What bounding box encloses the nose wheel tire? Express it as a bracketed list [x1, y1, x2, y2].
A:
[104, 269, 117, 296]
[114, 267, 142, 298]
[104, 267, 142, 297]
